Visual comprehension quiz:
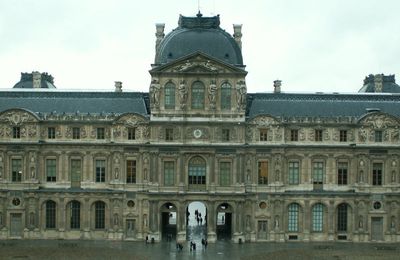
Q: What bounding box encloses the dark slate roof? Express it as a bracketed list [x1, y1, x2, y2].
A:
[247, 93, 400, 118]
[155, 14, 243, 66]
[358, 74, 400, 93]
[13, 72, 56, 89]
[0, 90, 149, 117]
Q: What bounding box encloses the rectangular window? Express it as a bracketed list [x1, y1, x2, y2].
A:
[259, 129, 268, 141]
[219, 162, 231, 186]
[313, 162, 324, 184]
[70, 159, 81, 187]
[372, 163, 383, 186]
[222, 129, 230, 141]
[128, 128, 136, 140]
[315, 129, 323, 142]
[312, 204, 323, 232]
[163, 161, 174, 186]
[164, 83, 176, 109]
[72, 127, 80, 139]
[97, 128, 105, 140]
[11, 159, 22, 182]
[13, 127, 20, 139]
[165, 128, 173, 141]
[95, 160, 106, 182]
[337, 162, 348, 185]
[339, 130, 347, 142]
[126, 160, 136, 184]
[288, 204, 299, 232]
[288, 161, 299, 185]
[258, 161, 268, 185]
[46, 159, 57, 182]
[290, 129, 298, 141]
[48, 127, 56, 139]
[375, 130, 383, 142]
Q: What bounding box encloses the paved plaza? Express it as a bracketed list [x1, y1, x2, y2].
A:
[0, 239, 399, 260]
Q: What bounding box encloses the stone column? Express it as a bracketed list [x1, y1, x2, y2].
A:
[303, 200, 310, 241]
[176, 203, 186, 243]
[83, 197, 90, 239]
[207, 201, 216, 242]
[327, 200, 335, 241]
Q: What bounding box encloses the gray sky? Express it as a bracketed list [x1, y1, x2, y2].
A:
[1, 0, 399, 93]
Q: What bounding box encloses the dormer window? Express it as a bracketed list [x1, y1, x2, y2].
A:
[375, 130, 383, 142]
[13, 127, 20, 139]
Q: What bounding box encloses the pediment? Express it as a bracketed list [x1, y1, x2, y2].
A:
[358, 112, 399, 128]
[150, 52, 247, 75]
[0, 109, 39, 125]
[249, 115, 280, 126]
[114, 113, 148, 126]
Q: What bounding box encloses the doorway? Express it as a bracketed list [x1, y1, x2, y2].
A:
[10, 213, 23, 237]
[161, 203, 176, 241]
[186, 202, 207, 243]
[216, 203, 232, 240]
[126, 219, 136, 238]
[371, 217, 383, 241]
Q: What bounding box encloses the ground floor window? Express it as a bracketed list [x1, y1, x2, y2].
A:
[312, 203, 323, 232]
[288, 203, 299, 232]
[95, 201, 105, 229]
[46, 200, 56, 229]
[70, 200, 80, 229]
[337, 203, 348, 232]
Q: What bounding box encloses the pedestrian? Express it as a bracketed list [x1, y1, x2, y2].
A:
[205, 239, 208, 249]
[200, 217, 203, 225]
[190, 241, 193, 251]
[193, 242, 196, 251]
[145, 235, 148, 244]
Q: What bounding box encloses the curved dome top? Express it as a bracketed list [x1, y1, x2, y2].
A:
[13, 72, 56, 89]
[155, 13, 243, 66]
[358, 74, 400, 93]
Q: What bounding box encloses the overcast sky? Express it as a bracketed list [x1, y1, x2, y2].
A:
[1, 0, 399, 93]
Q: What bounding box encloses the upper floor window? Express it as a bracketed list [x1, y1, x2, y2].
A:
[222, 129, 230, 141]
[46, 159, 57, 182]
[191, 81, 205, 109]
[312, 162, 324, 184]
[163, 161, 174, 186]
[97, 128, 105, 140]
[219, 161, 231, 186]
[126, 160, 136, 184]
[339, 130, 347, 142]
[288, 161, 299, 185]
[220, 83, 232, 110]
[290, 129, 298, 141]
[11, 159, 22, 182]
[95, 160, 106, 182]
[188, 156, 206, 187]
[259, 129, 268, 141]
[258, 161, 268, 185]
[72, 127, 80, 139]
[337, 162, 348, 185]
[315, 129, 323, 142]
[13, 127, 20, 139]
[164, 82, 176, 109]
[372, 163, 383, 186]
[48, 127, 56, 139]
[165, 128, 174, 141]
[374, 130, 383, 142]
[128, 128, 136, 140]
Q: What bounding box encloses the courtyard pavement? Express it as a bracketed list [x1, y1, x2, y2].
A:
[0, 239, 399, 260]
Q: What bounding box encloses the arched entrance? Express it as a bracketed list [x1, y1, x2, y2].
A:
[160, 202, 177, 241]
[216, 203, 233, 240]
[186, 201, 207, 244]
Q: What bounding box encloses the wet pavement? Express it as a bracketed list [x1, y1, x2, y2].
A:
[0, 239, 399, 260]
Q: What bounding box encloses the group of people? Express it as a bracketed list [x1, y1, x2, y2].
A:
[194, 209, 204, 225]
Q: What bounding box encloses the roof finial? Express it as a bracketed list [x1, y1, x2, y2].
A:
[197, 0, 202, 17]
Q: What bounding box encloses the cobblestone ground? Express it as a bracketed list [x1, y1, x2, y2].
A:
[0, 240, 399, 260]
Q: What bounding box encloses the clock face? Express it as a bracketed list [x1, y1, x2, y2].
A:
[193, 129, 202, 139]
[12, 197, 21, 206]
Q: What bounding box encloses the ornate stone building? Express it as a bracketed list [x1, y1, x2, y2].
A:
[0, 13, 399, 243]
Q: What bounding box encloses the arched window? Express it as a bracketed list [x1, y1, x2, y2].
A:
[164, 82, 176, 109]
[220, 82, 231, 110]
[188, 156, 206, 187]
[288, 203, 299, 232]
[70, 200, 80, 229]
[95, 201, 106, 229]
[312, 203, 324, 232]
[46, 200, 56, 229]
[337, 203, 348, 232]
[191, 81, 205, 109]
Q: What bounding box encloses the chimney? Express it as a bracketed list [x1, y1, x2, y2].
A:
[115, 81, 122, 92]
[233, 24, 243, 50]
[155, 23, 165, 55]
[273, 80, 282, 93]
[374, 74, 383, 93]
[32, 71, 41, 88]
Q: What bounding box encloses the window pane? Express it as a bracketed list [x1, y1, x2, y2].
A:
[97, 128, 105, 139]
[258, 161, 268, 185]
[164, 83, 176, 109]
[95, 160, 106, 182]
[12, 159, 22, 182]
[372, 163, 383, 185]
[70, 201, 80, 229]
[46, 159, 57, 182]
[164, 161, 174, 186]
[46, 201, 56, 229]
[126, 160, 136, 183]
[313, 162, 324, 184]
[288, 203, 299, 232]
[312, 204, 323, 232]
[221, 83, 231, 110]
[128, 128, 136, 140]
[337, 204, 347, 232]
[95, 201, 105, 229]
[191, 81, 205, 109]
[337, 162, 348, 185]
[288, 162, 299, 184]
[188, 157, 206, 185]
[219, 162, 231, 186]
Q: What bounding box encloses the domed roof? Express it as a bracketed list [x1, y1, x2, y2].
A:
[13, 72, 56, 89]
[155, 13, 243, 66]
[358, 74, 400, 93]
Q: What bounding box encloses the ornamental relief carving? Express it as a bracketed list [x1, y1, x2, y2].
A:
[171, 59, 220, 73]
[360, 114, 399, 129]
[0, 111, 38, 125]
[137, 125, 149, 139]
[250, 116, 279, 126]
[185, 127, 210, 140]
[115, 114, 147, 126]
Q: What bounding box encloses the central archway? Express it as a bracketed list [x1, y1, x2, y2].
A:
[186, 201, 207, 245]
[160, 202, 177, 241]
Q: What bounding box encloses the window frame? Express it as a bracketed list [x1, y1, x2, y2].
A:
[96, 128, 105, 140]
[219, 161, 231, 186]
[288, 203, 299, 232]
[372, 162, 383, 186]
[312, 203, 324, 232]
[45, 200, 56, 229]
[312, 161, 324, 184]
[339, 130, 347, 142]
[258, 161, 268, 185]
[94, 201, 105, 229]
[164, 82, 176, 109]
[259, 129, 268, 141]
[374, 130, 383, 142]
[288, 161, 300, 185]
[48, 127, 56, 139]
[163, 161, 175, 186]
[165, 128, 174, 141]
[126, 160, 136, 184]
[95, 159, 106, 183]
[315, 129, 323, 142]
[290, 129, 298, 141]
[12, 126, 21, 139]
[128, 127, 136, 140]
[72, 127, 80, 139]
[191, 81, 205, 109]
[11, 158, 22, 182]
[46, 158, 57, 182]
[337, 162, 348, 185]
[220, 82, 232, 110]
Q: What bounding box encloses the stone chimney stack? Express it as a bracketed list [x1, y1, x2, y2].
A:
[273, 80, 282, 93]
[155, 23, 165, 55]
[32, 71, 41, 88]
[374, 74, 383, 93]
[114, 81, 122, 92]
[233, 24, 242, 50]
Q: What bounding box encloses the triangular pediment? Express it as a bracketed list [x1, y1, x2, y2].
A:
[150, 52, 247, 75]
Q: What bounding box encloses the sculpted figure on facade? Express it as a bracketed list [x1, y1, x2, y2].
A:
[208, 80, 217, 109]
[149, 78, 161, 109]
[236, 80, 246, 110]
[358, 127, 367, 142]
[178, 80, 188, 109]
